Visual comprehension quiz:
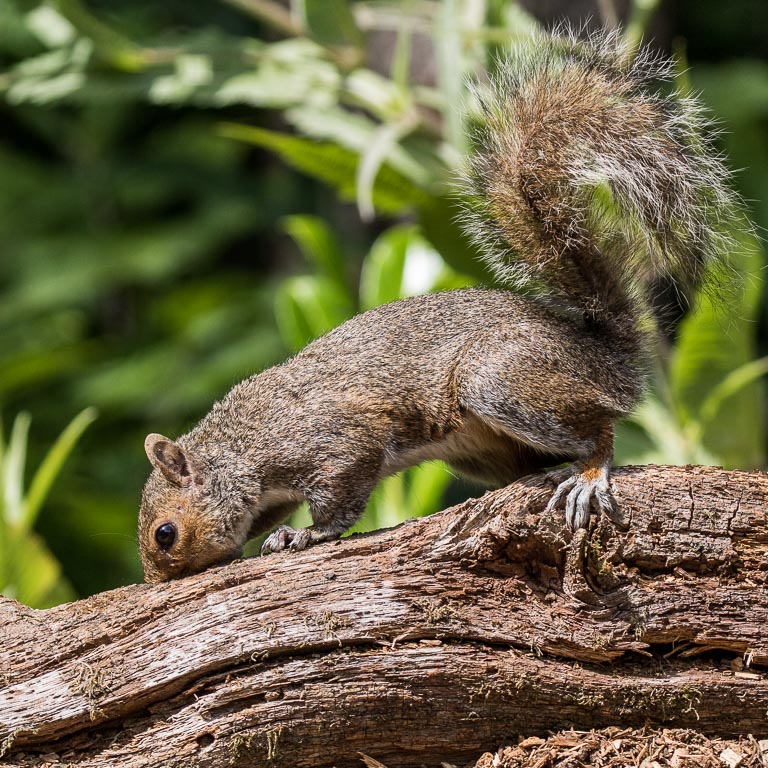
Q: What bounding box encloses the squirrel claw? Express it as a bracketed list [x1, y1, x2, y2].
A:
[261, 524, 297, 555]
[545, 466, 617, 531]
[261, 525, 316, 555]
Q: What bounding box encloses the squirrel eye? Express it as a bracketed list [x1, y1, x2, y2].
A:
[154, 523, 177, 551]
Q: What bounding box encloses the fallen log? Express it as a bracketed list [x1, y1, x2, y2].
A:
[1, 464, 767, 767]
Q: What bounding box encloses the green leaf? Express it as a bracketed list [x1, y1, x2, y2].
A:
[613, 419, 659, 466]
[212, 40, 340, 109]
[627, 396, 690, 465]
[25, 5, 77, 48]
[406, 462, 452, 516]
[2, 412, 30, 527]
[343, 67, 411, 122]
[293, 0, 362, 48]
[356, 113, 418, 220]
[23, 407, 97, 531]
[3, 527, 76, 608]
[435, 0, 468, 156]
[359, 225, 413, 310]
[6, 38, 93, 104]
[390, 4, 413, 88]
[149, 54, 213, 105]
[669, 228, 765, 468]
[698, 356, 768, 428]
[360, 224, 467, 310]
[419, 195, 495, 283]
[693, 61, 768, 127]
[360, 473, 406, 531]
[51, 0, 146, 70]
[274, 275, 353, 352]
[281, 215, 346, 287]
[353, 463, 452, 534]
[0, 408, 92, 605]
[626, 0, 664, 53]
[285, 104, 433, 186]
[219, 123, 429, 215]
[626, 394, 717, 466]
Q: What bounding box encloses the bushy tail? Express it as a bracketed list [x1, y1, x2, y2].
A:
[462, 27, 740, 327]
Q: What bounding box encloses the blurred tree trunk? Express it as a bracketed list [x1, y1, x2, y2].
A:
[1, 465, 767, 768]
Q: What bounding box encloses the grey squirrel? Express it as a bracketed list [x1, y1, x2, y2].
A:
[138, 28, 737, 582]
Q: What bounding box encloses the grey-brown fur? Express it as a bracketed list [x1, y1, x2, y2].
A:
[138, 28, 737, 582]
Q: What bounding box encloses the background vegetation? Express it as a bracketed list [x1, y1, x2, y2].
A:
[1, 0, 766, 606]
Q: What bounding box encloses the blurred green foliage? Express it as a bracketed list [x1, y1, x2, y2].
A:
[1, 408, 95, 607]
[0, 0, 766, 606]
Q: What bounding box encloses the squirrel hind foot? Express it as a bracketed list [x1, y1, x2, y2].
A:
[545, 464, 619, 531]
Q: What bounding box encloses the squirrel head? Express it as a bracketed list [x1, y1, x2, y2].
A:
[138, 433, 247, 582]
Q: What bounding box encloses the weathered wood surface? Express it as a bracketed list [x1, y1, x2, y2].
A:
[1, 465, 767, 767]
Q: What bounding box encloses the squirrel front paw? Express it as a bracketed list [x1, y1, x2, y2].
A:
[260, 524, 307, 554]
[544, 465, 617, 530]
[260, 524, 341, 555]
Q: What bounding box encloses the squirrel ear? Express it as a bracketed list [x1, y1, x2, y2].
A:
[144, 433, 199, 487]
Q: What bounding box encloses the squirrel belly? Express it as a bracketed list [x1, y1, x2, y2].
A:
[138, 27, 738, 582]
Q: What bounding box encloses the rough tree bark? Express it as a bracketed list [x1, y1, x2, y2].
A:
[1, 465, 767, 768]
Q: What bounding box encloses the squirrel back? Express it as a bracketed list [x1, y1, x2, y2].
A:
[462, 27, 738, 329]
